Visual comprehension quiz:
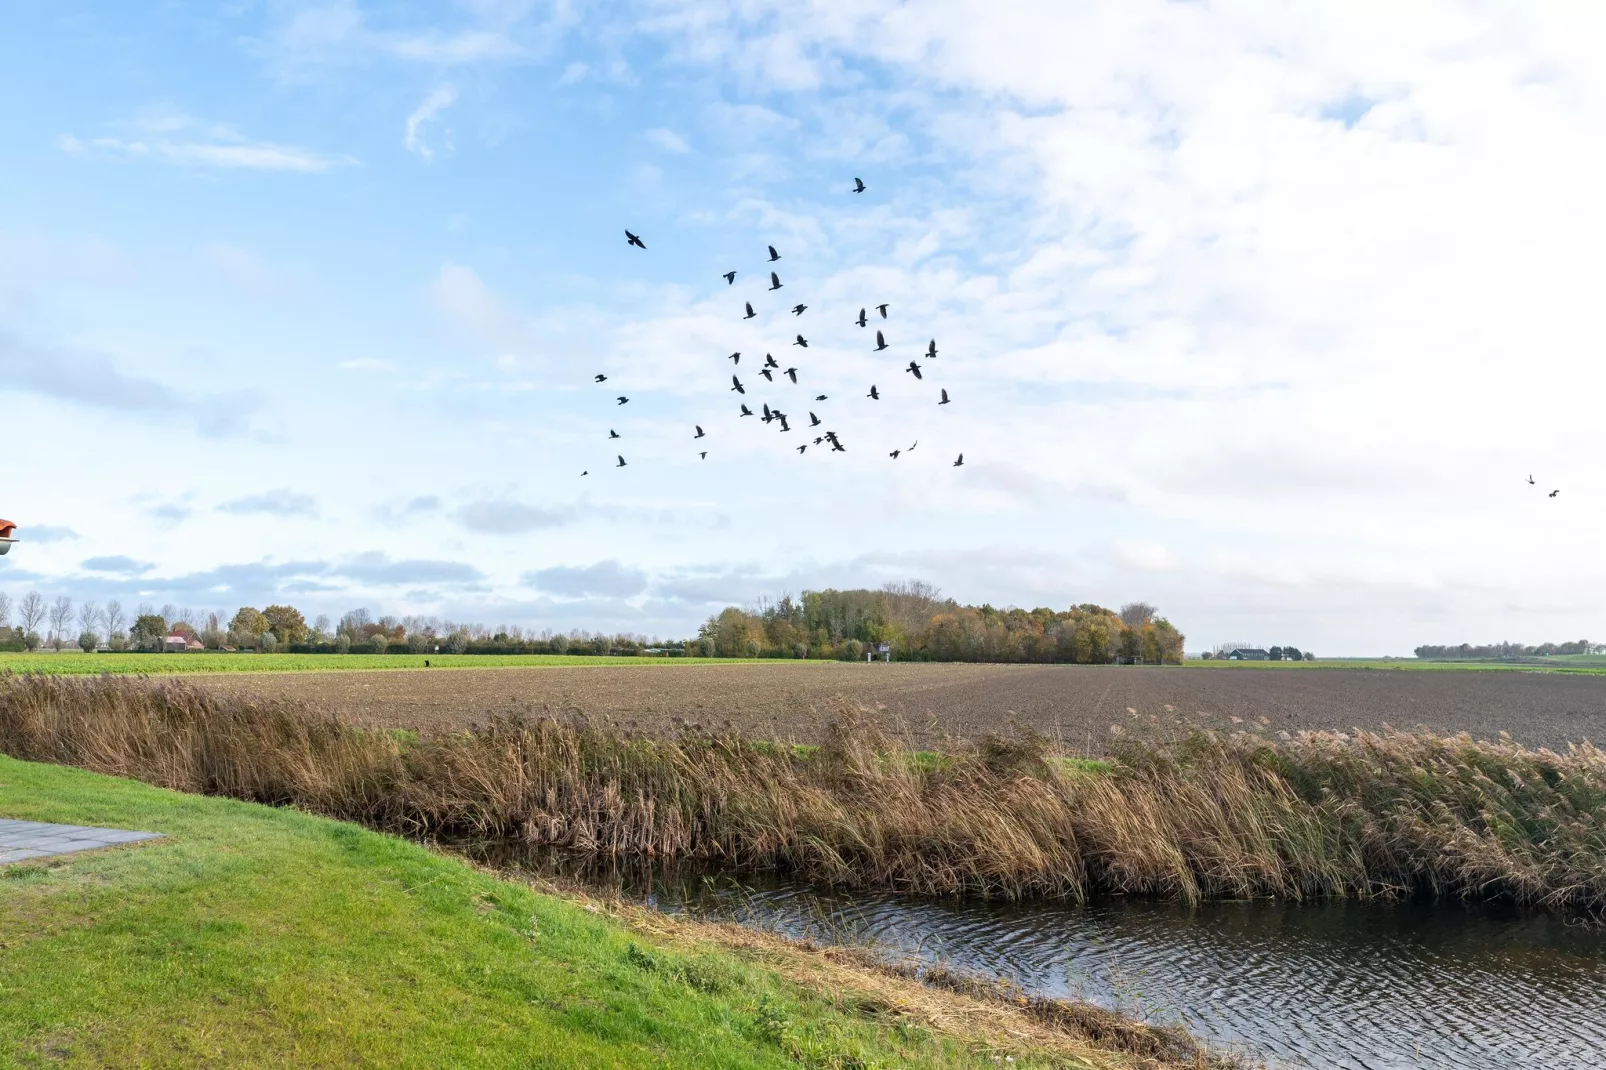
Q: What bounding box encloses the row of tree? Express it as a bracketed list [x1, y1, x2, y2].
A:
[1199, 643, 1315, 661]
[1414, 640, 1602, 660]
[692, 583, 1186, 663]
[0, 592, 669, 655]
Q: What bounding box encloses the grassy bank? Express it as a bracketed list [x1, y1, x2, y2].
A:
[3, 674, 1604, 912]
[0, 755, 1227, 1069]
[0, 652, 771, 676]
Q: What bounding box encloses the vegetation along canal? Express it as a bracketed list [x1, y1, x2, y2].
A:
[607, 874, 1606, 1069]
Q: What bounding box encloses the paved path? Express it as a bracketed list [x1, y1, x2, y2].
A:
[0, 818, 162, 864]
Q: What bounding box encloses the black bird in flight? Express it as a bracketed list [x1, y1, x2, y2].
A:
[729, 352, 741, 364]
[939, 388, 951, 405]
[700, 451, 708, 459]
[764, 353, 779, 368]
[785, 367, 798, 383]
[769, 271, 783, 291]
[856, 308, 867, 327]
[768, 245, 781, 262]
[867, 384, 880, 400]
[1550, 489, 1561, 498]
[617, 396, 629, 405]
[794, 335, 809, 347]
[797, 444, 808, 454]
[740, 403, 754, 416]
[889, 449, 901, 460]
[625, 230, 646, 249]
[1527, 475, 1536, 485]
[824, 430, 842, 448]
[581, 469, 588, 476]
[731, 375, 745, 394]
[609, 429, 620, 439]
[594, 373, 607, 382]
[953, 453, 964, 467]
[791, 304, 807, 316]
[907, 440, 918, 452]
[760, 368, 774, 382]
[926, 339, 937, 359]
[809, 411, 821, 426]
[906, 361, 923, 380]
[744, 302, 756, 320]
[874, 330, 888, 351]
[616, 455, 627, 467]
[694, 425, 705, 439]
[762, 403, 774, 422]
[852, 177, 866, 193]
[814, 394, 827, 401]
[724, 271, 737, 285]
[778, 414, 791, 432]
[814, 436, 824, 445]
[876, 303, 888, 318]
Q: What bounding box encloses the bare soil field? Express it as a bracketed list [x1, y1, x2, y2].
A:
[191, 662, 1606, 752]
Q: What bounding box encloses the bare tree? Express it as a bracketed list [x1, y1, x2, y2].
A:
[19, 592, 46, 636]
[1119, 602, 1157, 628]
[49, 595, 73, 650]
[104, 600, 127, 642]
[0, 591, 11, 628]
[78, 601, 102, 645]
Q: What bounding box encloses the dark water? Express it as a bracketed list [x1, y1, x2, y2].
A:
[626, 873, 1606, 1069]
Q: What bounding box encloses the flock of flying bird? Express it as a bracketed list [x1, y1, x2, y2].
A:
[583, 177, 963, 476]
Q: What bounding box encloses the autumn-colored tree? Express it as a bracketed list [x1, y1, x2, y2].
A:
[229, 606, 269, 640]
[262, 605, 308, 646]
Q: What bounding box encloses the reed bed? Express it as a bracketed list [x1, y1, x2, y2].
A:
[3, 672, 1604, 913]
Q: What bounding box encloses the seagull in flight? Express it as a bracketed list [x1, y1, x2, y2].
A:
[906, 361, 923, 380]
[809, 411, 821, 426]
[768, 245, 781, 262]
[760, 368, 774, 382]
[609, 429, 620, 439]
[926, 339, 937, 359]
[874, 330, 889, 352]
[953, 453, 964, 467]
[785, 367, 798, 383]
[694, 425, 705, 439]
[729, 352, 741, 364]
[856, 308, 867, 327]
[616, 455, 627, 467]
[791, 304, 807, 316]
[939, 388, 951, 405]
[744, 302, 756, 320]
[867, 384, 880, 400]
[617, 396, 629, 405]
[740, 403, 754, 417]
[594, 374, 607, 383]
[731, 375, 745, 394]
[876, 303, 888, 318]
[625, 230, 646, 249]
[764, 353, 779, 368]
[723, 271, 737, 285]
[794, 335, 809, 347]
[769, 271, 783, 291]
[852, 177, 866, 193]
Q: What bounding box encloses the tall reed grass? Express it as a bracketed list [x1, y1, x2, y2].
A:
[3, 673, 1603, 912]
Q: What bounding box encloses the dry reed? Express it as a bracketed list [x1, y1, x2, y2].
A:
[3, 672, 1603, 913]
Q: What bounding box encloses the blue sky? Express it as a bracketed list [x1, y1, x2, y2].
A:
[4, 2, 1605, 653]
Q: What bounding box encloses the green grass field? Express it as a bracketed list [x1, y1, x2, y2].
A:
[1191, 656, 1606, 674]
[0, 755, 1085, 1069]
[0, 652, 768, 676]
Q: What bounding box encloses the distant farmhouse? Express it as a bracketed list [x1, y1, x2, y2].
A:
[1225, 648, 1271, 661]
[162, 634, 205, 653]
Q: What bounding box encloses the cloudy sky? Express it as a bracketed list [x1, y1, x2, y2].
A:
[2, 1, 1604, 653]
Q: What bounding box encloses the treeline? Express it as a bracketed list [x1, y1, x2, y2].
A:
[0, 592, 670, 656]
[1414, 640, 1602, 660]
[693, 582, 1185, 663]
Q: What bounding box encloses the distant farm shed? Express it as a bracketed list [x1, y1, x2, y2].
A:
[1227, 648, 1271, 661]
[163, 635, 205, 653]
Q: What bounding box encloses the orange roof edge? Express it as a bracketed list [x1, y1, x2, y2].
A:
[0, 520, 15, 538]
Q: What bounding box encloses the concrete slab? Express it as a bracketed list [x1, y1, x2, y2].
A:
[0, 818, 162, 864]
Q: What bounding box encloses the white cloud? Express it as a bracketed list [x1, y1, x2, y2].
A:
[645, 127, 691, 153]
[404, 85, 457, 161]
[337, 358, 395, 372]
[58, 112, 353, 172]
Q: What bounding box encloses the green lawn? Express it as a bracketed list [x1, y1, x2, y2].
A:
[0, 755, 1078, 1069]
[0, 652, 773, 676]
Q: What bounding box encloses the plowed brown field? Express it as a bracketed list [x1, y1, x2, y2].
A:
[190, 662, 1606, 752]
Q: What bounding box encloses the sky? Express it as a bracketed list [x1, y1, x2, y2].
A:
[3, 1, 1605, 654]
